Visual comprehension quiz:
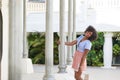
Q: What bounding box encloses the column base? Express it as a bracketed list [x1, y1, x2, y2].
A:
[58, 65, 67, 73]
[21, 58, 34, 73]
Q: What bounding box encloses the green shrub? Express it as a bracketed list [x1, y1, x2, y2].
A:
[28, 32, 105, 66]
[27, 32, 45, 64]
[27, 32, 59, 64]
[113, 35, 120, 57]
[87, 32, 104, 66]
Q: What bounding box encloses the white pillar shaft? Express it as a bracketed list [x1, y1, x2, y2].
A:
[23, 0, 28, 58]
[43, 0, 55, 80]
[58, 0, 67, 73]
[9, 0, 23, 80]
[0, 5, 2, 63]
[21, 0, 33, 74]
[0, 6, 2, 80]
[1, 1, 9, 80]
[103, 32, 113, 68]
[67, 0, 73, 65]
[72, 0, 76, 56]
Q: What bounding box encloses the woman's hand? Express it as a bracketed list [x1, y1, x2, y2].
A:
[56, 40, 60, 45]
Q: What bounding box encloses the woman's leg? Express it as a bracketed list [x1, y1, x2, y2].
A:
[77, 69, 83, 80]
[74, 71, 77, 80]
[74, 69, 83, 80]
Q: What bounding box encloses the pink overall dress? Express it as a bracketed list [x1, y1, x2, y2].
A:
[72, 50, 87, 72]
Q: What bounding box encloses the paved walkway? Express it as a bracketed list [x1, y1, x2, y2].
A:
[21, 64, 120, 80]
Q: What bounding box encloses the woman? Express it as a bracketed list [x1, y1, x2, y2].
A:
[65, 25, 98, 80]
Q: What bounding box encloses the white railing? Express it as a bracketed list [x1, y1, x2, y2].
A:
[26, 2, 45, 13]
[89, 0, 120, 8]
[26, 0, 120, 13]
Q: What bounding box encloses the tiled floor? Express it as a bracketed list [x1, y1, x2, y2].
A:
[21, 64, 120, 80]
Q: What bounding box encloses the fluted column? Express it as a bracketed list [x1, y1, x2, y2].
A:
[43, 0, 55, 80]
[0, 0, 2, 64]
[58, 0, 67, 73]
[67, 0, 73, 65]
[103, 32, 113, 68]
[0, 16, 2, 64]
[1, 0, 9, 80]
[72, 0, 76, 56]
[0, 3, 2, 80]
[9, 0, 23, 80]
[21, 0, 33, 74]
[23, 0, 28, 58]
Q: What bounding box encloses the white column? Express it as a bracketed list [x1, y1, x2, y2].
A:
[67, 0, 73, 65]
[9, 0, 23, 80]
[72, 0, 76, 56]
[0, 0, 2, 63]
[1, 0, 9, 80]
[23, 0, 28, 58]
[58, 0, 67, 73]
[43, 0, 55, 80]
[21, 0, 33, 74]
[0, 1, 2, 80]
[103, 32, 114, 68]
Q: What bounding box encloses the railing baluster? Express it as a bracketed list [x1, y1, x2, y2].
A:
[88, 0, 120, 8]
[26, 3, 45, 13]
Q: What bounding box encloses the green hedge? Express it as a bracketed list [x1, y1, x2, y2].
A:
[27, 32, 59, 64]
[87, 32, 104, 66]
[27, 32, 120, 66]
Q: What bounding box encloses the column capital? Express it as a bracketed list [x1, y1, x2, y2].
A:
[104, 32, 113, 37]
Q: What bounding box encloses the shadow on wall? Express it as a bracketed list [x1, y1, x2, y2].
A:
[0, 9, 3, 80]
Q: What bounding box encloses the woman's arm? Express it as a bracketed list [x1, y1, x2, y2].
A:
[65, 40, 77, 46]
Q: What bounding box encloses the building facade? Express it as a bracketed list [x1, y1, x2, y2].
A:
[0, 0, 120, 80]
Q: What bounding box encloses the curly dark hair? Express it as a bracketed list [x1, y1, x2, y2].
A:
[84, 25, 98, 42]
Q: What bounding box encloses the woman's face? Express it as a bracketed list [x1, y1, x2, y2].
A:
[85, 31, 93, 38]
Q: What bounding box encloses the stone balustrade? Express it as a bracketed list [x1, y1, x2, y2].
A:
[26, 2, 45, 13]
[26, 0, 120, 13]
[90, 0, 120, 8]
